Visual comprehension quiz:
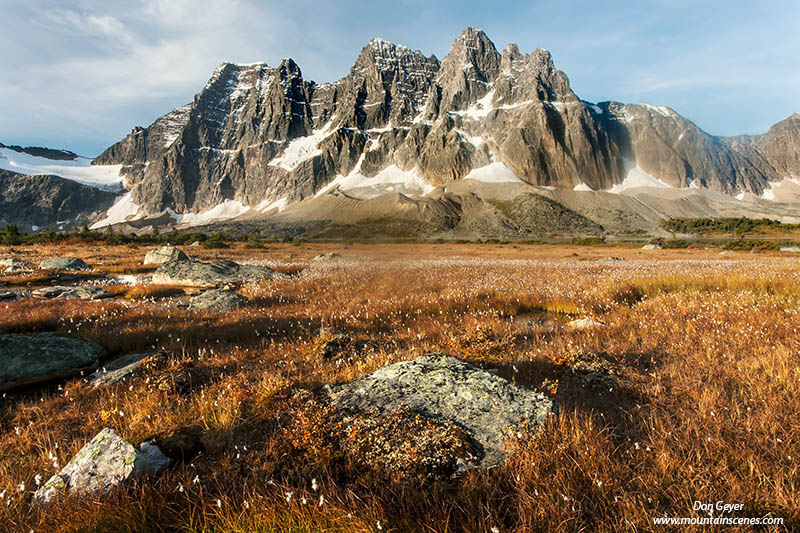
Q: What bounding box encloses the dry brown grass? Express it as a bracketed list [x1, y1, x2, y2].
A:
[0, 243, 798, 532]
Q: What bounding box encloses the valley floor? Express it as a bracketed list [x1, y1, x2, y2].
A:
[0, 243, 798, 531]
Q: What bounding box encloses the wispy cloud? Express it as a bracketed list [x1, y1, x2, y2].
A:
[0, 0, 798, 154]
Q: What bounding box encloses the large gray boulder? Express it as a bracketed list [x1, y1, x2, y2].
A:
[189, 289, 249, 312]
[152, 258, 287, 286]
[323, 353, 555, 466]
[39, 257, 90, 271]
[143, 246, 189, 265]
[33, 428, 169, 503]
[0, 333, 104, 391]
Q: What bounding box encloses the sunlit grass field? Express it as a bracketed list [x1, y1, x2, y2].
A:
[1, 243, 798, 531]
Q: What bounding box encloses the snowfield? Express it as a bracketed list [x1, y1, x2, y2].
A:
[316, 164, 436, 199]
[90, 193, 142, 229]
[0, 147, 124, 190]
[169, 200, 252, 225]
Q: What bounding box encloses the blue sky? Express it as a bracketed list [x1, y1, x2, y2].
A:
[1, 0, 798, 156]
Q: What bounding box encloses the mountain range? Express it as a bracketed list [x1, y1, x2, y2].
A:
[2, 28, 799, 238]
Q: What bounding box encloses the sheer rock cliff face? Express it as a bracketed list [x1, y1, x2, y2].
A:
[724, 114, 800, 182]
[95, 28, 795, 216]
[0, 170, 117, 229]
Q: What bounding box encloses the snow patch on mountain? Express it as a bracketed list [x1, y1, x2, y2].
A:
[455, 129, 485, 147]
[643, 104, 673, 118]
[449, 90, 539, 121]
[463, 162, 525, 183]
[270, 122, 333, 171]
[0, 147, 124, 190]
[90, 193, 141, 229]
[255, 197, 290, 213]
[170, 200, 251, 225]
[573, 183, 594, 192]
[317, 165, 435, 199]
[608, 166, 671, 193]
[450, 90, 496, 120]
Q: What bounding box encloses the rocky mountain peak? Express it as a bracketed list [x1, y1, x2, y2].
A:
[500, 43, 522, 71]
[336, 37, 440, 129]
[440, 27, 500, 83]
[435, 28, 501, 114]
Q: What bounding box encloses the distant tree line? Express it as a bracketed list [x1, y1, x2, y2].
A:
[0, 224, 270, 248]
[661, 217, 800, 236]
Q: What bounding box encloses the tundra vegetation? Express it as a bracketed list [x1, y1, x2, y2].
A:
[0, 242, 797, 532]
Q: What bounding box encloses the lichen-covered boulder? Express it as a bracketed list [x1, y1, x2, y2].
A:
[33, 428, 169, 503]
[0, 333, 104, 391]
[322, 353, 555, 467]
[57, 287, 114, 300]
[39, 257, 90, 271]
[143, 246, 189, 265]
[188, 289, 249, 312]
[152, 258, 287, 286]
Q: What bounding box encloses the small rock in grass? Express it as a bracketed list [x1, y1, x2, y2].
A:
[57, 286, 114, 300]
[39, 257, 90, 271]
[188, 289, 249, 312]
[567, 317, 606, 329]
[144, 246, 190, 265]
[33, 428, 169, 504]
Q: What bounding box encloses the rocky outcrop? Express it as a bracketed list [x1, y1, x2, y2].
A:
[33, 428, 169, 503]
[39, 257, 90, 271]
[322, 353, 555, 466]
[152, 258, 286, 286]
[0, 333, 104, 391]
[0, 170, 117, 230]
[188, 289, 249, 311]
[143, 246, 189, 265]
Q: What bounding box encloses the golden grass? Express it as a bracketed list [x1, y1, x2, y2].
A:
[0, 243, 798, 531]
